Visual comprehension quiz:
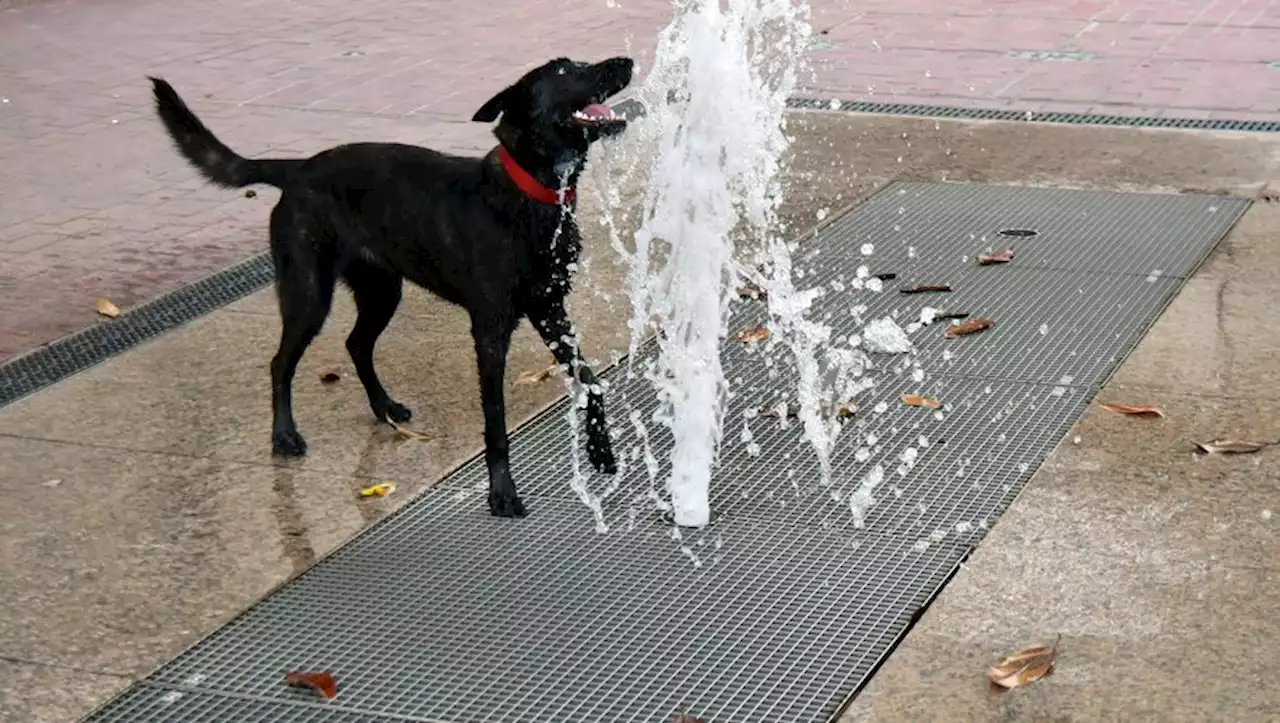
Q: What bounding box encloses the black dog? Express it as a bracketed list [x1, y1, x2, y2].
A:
[149, 57, 633, 517]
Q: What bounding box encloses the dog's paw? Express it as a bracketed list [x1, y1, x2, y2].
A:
[487, 489, 528, 518]
[376, 399, 413, 423]
[588, 436, 618, 475]
[271, 429, 308, 457]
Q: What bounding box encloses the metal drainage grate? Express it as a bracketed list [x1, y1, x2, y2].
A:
[0, 253, 275, 409]
[82, 183, 1247, 723]
[787, 97, 1280, 133]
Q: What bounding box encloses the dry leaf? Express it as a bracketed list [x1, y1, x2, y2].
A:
[94, 297, 121, 318]
[318, 367, 342, 383]
[1194, 439, 1266, 455]
[1100, 403, 1164, 419]
[987, 634, 1061, 690]
[944, 318, 994, 338]
[977, 249, 1015, 265]
[515, 364, 559, 386]
[873, 272, 897, 281]
[758, 404, 798, 419]
[358, 482, 396, 498]
[385, 416, 438, 441]
[901, 393, 941, 409]
[835, 402, 857, 419]
[736, 282, 767, 300]
[933, 311, 971, 322]
[734, 325, 770, 343]
[899, 284, 952, 294]
[284, 671, 338, 700]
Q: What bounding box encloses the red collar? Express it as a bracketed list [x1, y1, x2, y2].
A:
[497, 146, 575, 205]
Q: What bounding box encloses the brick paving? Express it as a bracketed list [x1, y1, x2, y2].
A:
[1, 0, 1278, 361]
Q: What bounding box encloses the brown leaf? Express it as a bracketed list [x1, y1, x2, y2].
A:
[734, 325, 770, 343]
[899, 284, 952, 295]
[94, 297, 121, 318]
[1194, 439, 1266, 455]
[901, 393, 941, 409]
[318, 366, 342, 383]
[385, 417, 438, 441]
[987, 634, 1061, 690]
[758, 404, 798, 419]
[736, 282, 767, 300]
[514, 364, 559, 386]
[835, 402, 857, 419]
[1101, 403, 1164, 419]
[285, 671, 338, 700]
[977, 249, 1015, 265]
[944, 318, 994, 338]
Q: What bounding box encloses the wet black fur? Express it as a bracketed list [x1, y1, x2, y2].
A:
[149, 57, 633, 518]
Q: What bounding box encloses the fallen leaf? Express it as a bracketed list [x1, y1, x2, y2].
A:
[987, 634, 1061, 690]
[977, 249, 1015, 265]
[734, 325, 770, 343]
[94, 297, 121, 318]
[933, 311, 971, 322]
[836, 402, 857, 419]
[736, 282, 767, 300]
[758, 404, 798, 419]
[944, 318, 994, 338]
[385, 416, 438, 441]
[1194, 439, 1266, 455]
[1100, 403, 1164, 419]
[318, 367, 342, 383]
[901, 393, 941, 409]
[899, 284, 952, 294]
[873, 272, 897, 281]
[285, 671, 338, 700]
[515, 364, 559, 386]
[358, 482, 396, 498]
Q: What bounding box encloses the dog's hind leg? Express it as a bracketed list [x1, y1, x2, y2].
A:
[268, 206, 335, 457]
[527, 300, 617, 475]
[342, 261, 411, 424]
[472, 310, 525, 518]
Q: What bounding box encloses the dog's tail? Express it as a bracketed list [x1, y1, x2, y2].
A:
[149, 76, 299, 189]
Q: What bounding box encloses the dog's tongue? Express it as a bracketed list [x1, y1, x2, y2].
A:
[580, 103, 614, 120]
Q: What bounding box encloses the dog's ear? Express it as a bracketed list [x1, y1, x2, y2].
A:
[472, 87, 511, 123]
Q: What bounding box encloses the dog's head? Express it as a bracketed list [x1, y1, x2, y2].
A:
[472, 56, 634, 182]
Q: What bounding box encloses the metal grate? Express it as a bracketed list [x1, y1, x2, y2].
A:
[786, 97, 1280, 132]
[81, 183, 1248, 723]
[0, 253, 274, 409]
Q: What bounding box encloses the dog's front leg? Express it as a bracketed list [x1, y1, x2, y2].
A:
[527, 301, 618, 475]
[473, 315, 525, 518]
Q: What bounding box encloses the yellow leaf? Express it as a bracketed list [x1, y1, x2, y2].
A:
[987, 634, 1061, 690]
[94, 297, 121, 318]
[358, 482, 396, 498]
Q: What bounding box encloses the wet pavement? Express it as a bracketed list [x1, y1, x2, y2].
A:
[2, 0, 1280, 720]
